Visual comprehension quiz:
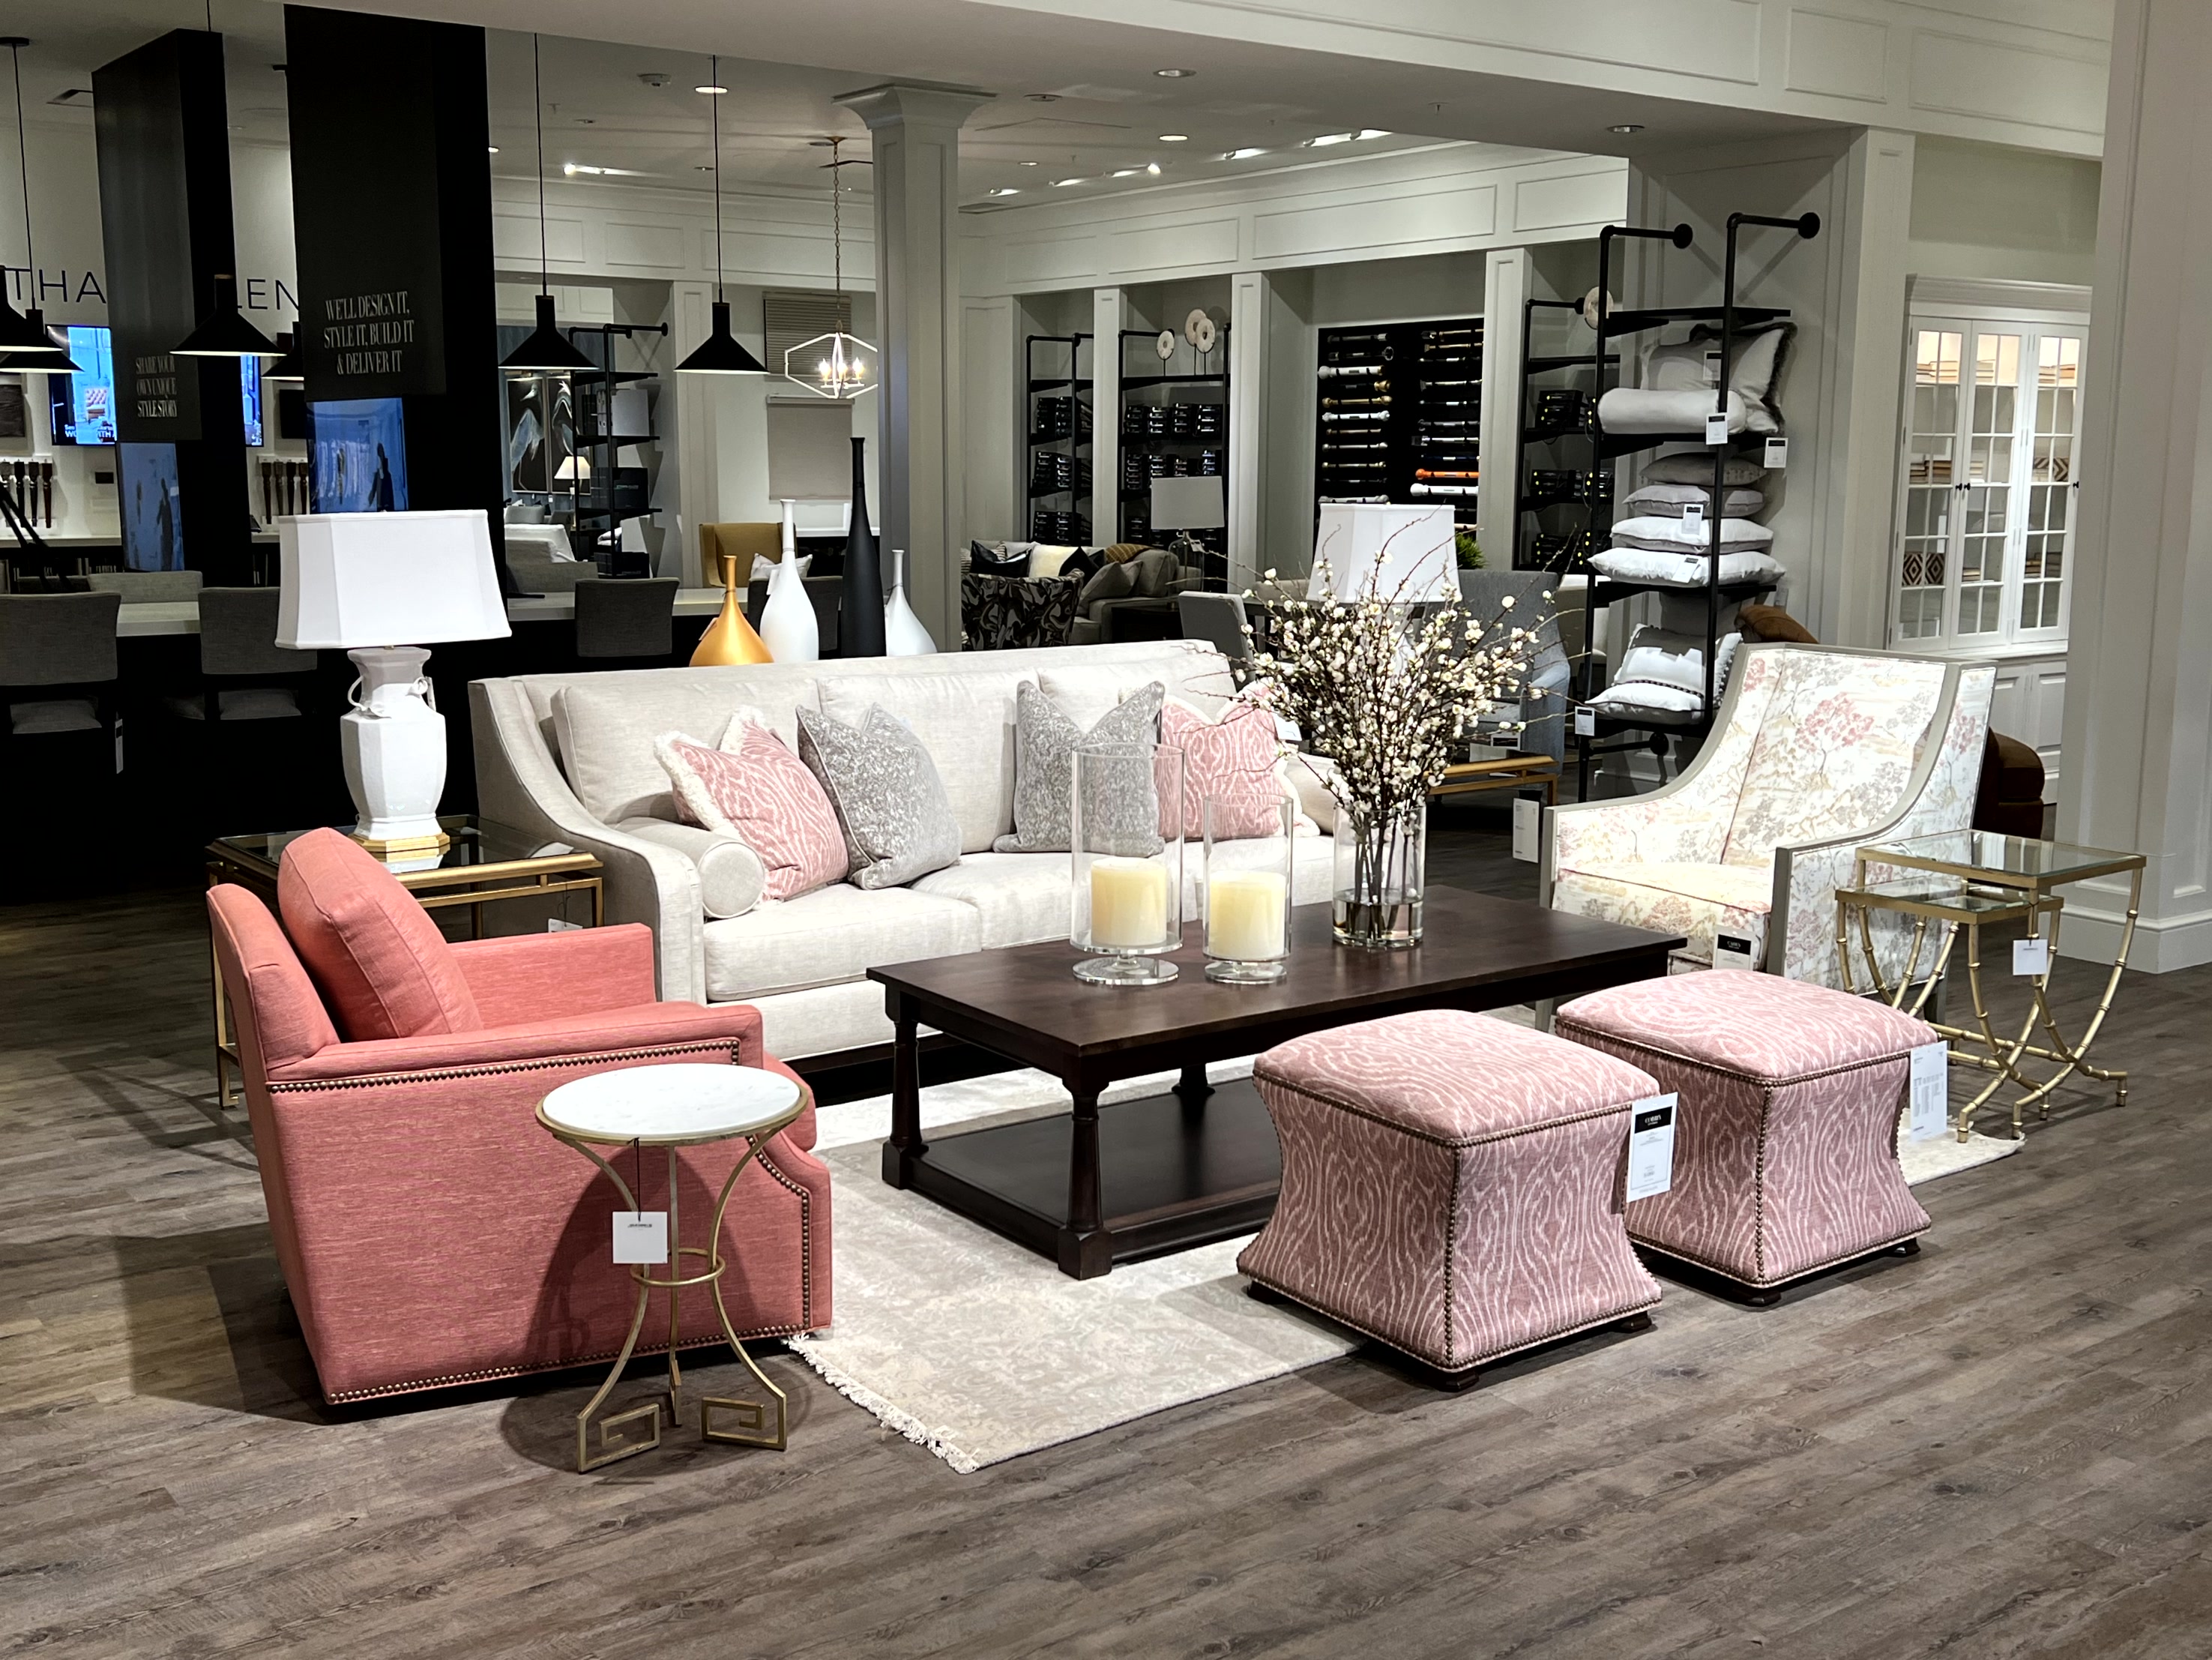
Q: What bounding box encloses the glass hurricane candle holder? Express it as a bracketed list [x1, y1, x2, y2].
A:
[1202, 793, 1293, 983]
[1069, 741, 1184, 985]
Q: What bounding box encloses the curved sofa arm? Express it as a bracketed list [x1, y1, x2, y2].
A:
[468, 678, 711, 1003]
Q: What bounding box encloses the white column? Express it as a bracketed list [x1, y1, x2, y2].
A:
[1477, 248, 1530, 570]
[1228, 271, 1268, 589]
[669, 279, 717, 584]
[2055, 0, 2212, 971]
[837, 83, 992, 649]
[1091, 286, 1124, 546]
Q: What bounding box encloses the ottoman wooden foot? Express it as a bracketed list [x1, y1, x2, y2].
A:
[1891, 1238, 1922, 1257]
[1246, 1280, 1290, 1306]
[1615, 1311, 1654, 1334]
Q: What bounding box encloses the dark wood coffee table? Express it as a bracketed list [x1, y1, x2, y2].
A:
[870, 885, 1683, 1278]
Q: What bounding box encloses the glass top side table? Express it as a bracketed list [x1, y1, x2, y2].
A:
[205, 815, 605, 1107]
[1836, 831, 2145, 1143]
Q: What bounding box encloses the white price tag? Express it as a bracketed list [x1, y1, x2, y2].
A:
[612, 1211, 669, 1264]
[1705, 412, 1730, 447]
[1626, 1095, 1678, 1202]
[1702, 349, 1723, 386]
[1512, 794, 1541, 863]
[1713, 932, 1758, 970]
[546, 917, 584, 933]
[1764, 436, 1788, 469]
[1575, 706, 1597, 738]
[1681, 502, 1706, 532]
[2013, 935, 2052, 976]
[1908, 1041, 1949, 1142]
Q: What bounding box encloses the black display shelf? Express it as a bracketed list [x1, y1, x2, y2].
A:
[1026, 332, 1094, 544]
[1118, 326, 1229, 577]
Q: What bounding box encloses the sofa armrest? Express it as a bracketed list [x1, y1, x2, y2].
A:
[469, 677, 712, 1003]
[447, 924, 659, 1026]
[1286, 752, 1340, 834]
[614, 817, 766, 920]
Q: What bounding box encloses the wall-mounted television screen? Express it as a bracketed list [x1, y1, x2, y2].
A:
[48, 325, 116, 445]
[307, 397, 409, 512]
[47, 324, 272, 447]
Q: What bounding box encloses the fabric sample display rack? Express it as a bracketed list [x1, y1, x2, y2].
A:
[1025, 334, 1093, 546]
[1313, 319, 1482, 558]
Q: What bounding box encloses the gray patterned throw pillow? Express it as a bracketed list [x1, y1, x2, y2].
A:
[992, 679, 1164, 853]
[795, 704, 962, 890]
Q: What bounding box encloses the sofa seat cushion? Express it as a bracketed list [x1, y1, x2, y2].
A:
[817, 667, 1035, 854]
[277, 827, 483, 1042]
[703, 885, 982, 1002]
[910, 852, 1070, 948]
[1551, 861, 1770, 968]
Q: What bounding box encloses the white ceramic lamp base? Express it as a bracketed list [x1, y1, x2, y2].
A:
[341, 647, 450, 853]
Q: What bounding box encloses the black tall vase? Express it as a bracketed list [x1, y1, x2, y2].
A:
[840, 436, 886, 658]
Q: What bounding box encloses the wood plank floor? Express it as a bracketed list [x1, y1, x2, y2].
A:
[3, 840, 2209, 1658]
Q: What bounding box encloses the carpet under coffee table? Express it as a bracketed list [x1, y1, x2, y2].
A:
[869, 885, 1684, 1278]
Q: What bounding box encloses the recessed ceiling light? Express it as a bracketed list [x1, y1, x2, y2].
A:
[1154, 67, 1195, 78]
[1019, 160, 1040, 166]
[563, 162, 603, 175]
[1054, 177, 1087, 187]
[1157, 133, 1189, 143]
[571, 117, 594, 126]
[1222, 147, 1265, 160]
[1146, 162, 1161, 175]
[696, 83, 727, 95]
[1356, 129, 1391, 140]
[986, 187, 1019, 196]
[487, 145, 500, 154]
[1026, 92, 1060, 102]
[1609, 123, 1645, 134]
[694, 163, 714, 172]
[1305, 133, 1353, 147]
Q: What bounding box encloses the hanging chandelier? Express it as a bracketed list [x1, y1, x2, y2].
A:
[783, 135, 875, 400]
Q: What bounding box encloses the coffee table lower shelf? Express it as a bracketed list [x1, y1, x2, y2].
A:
[883, 1073, 1280, 1278]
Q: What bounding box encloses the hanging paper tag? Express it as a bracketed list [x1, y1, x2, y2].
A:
[1575, 707, 1597, 738]
[1713, 932, 1758, 970]
[546, 918, 584, 933]
[612, 1211, 669, 1265]
[1702, 349, 1723, 386]
[1765, 437, 1788, 469]
[1681, 502, 1706, 532]
[2013, 935, 2052, 976]
[1626, 1095, 1678, 1202]
[1512, 794, 1541, 862]
[1908, 1042, 1949, 1141]
[1705, 412, 1730, 447]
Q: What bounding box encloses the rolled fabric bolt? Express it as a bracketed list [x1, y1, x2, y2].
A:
[1090, 857, 1169, 951]
[1208, 870, 1286, 962]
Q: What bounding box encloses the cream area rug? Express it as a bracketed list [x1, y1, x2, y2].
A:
[791, 1030, 2021, 1474]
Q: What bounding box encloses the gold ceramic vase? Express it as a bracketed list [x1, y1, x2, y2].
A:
[690, 552, 774, 666]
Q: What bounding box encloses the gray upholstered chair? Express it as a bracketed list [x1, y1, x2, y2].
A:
[574, 577, 678, 664]
[0, 590, 121, 740]
[1458, 568, 1571, 763]
[87, 569, 204, 602]
[169, 587, 318, 722]
[504, 547, 595, 594]
[1177, 591, 1253, 682]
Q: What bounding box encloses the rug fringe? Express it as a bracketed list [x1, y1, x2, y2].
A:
[789, 1336, 983, 1475]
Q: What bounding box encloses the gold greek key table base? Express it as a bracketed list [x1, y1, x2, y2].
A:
[1836, 831, 2145, 1143]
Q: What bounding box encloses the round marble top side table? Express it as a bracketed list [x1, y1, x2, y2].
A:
[537, 1062, 806, 1473]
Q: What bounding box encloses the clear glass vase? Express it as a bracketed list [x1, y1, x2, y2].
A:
[1202, 793, 1294, 983]
[1332, 802, 1426, 948]
[1069, 742, 1184, 985]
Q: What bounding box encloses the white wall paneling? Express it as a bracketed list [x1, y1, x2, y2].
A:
[1227, 272, 1269, 592]
[1478, 248, 1534, 570]
[1090, 288, 1126, 547]
[960, 296, 1021, 549]
[1989, 655, 2067, 800]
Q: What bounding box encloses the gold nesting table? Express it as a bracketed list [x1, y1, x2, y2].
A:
[1836, 829, 2144, 1142]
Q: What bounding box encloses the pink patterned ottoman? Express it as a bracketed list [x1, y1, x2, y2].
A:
[1237, 1008, 1663, 1387]
[1555, 972, 1935, 1302]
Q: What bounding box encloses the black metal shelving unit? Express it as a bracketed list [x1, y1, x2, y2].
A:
[564, 322, 667, 577]
[1025, 332, 1091, 545]
[1313, 317, 1482, 545]
[1566, 215, 1820, 799]
[1513, 298, 1611, 575]
[1118, 328, 1227, 578]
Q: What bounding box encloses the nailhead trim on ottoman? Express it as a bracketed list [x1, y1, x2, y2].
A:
[1555, 972, 1936, 1293]
[1236, 1009, 1663, 1380]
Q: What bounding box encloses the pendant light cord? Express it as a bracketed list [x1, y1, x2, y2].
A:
[829, 136, 843, 296]
[9, 41, 31, 278]
[533, 34, 548, 294]
[709, 55, 723, 303]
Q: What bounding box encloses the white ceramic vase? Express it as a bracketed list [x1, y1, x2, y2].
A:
[885, 548, 938, 656]
[759, 531, 819, 664]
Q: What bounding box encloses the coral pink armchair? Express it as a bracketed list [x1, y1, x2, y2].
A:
[208, 852, 831, 1407]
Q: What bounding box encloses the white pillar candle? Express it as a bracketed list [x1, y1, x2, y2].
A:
[1207, 869, 1287, 961]
[1089, 856, 1170, 950]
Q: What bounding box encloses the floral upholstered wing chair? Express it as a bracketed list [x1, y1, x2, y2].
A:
[1540, 644, 1995, 987]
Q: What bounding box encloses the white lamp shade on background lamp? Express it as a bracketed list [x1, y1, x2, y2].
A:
[1307, 502, 1456, 603]
[1148, 475, 1226, 579]
[278, 511, 512, 855]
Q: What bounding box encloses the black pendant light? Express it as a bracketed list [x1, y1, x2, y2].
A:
[501, 35, 594, 375]
[174, 271, 282, 358]
[677, 55, 765, 376]
[262, 329, 304, 382]
[0, 36, 76, 369]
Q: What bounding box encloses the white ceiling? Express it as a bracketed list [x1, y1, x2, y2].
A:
[9, 0, 1842, 213]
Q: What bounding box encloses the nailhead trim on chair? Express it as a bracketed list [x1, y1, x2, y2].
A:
[267, 1038, 744, 1093]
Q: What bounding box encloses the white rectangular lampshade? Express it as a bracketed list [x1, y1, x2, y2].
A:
[277, 510, 513, 649]
[1150, 475, 1226, 531]
[1308, 503, 1456, 602]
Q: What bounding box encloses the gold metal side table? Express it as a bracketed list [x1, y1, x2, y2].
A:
[1835, 829, 2145, 1142]
[537, 1062, 807, 1473]
[205, 815, 603, 1107]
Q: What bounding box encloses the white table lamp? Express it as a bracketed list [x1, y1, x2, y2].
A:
[1307, 503, 1456, 603]
[278, 510, 513, 854]
[1149, 475, 1226, 577]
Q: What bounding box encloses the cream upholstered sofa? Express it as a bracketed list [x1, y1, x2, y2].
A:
[471, 641, 1334, 1063]
[1540, 643, 1995, 987]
